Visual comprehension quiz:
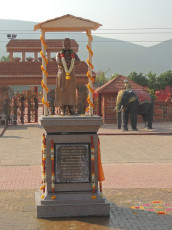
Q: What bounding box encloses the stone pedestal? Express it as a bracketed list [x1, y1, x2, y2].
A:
[35, 115, 110, 218]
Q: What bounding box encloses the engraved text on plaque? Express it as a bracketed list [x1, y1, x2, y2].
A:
[55, 144, 90, 183]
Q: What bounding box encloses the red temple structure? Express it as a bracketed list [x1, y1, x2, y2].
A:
[155, 86, 172, 102]
[94, 75, 146, 123]
[94, 75, 172, 123]
[0, 39, 93, 86]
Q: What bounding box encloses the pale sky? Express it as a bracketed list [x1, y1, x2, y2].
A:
[1, 0, 172, 46]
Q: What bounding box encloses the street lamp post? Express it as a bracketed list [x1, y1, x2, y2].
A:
[7, 34, 17, 40]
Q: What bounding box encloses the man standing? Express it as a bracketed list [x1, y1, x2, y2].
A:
[55, 38, 80, 115]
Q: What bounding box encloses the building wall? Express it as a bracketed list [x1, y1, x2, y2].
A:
[153, 101, 172, 122]
[95, 93, 117, 123]
[103, 94, 116, 123]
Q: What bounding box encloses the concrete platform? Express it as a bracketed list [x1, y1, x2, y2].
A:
[35, 191, 110, 218]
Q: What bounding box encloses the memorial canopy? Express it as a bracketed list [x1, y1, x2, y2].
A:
[34, 14, 101, 32]
[34, 14, 102, 116]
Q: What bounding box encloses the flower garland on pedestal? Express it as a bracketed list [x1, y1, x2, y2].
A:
[40, 133, 46, 199]
[91, 136, 96, 199]
[60, 49, 75, 80]
[51, 139, 56, 200]
[98, 137, 105, 197]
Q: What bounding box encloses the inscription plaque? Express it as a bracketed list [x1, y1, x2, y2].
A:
[55, 144, 90, 183]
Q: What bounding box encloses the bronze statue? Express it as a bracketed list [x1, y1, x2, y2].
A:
[55, 38, 80, 115]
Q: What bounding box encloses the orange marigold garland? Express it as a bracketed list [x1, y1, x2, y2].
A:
[98, 137, 105, 197]
[91, 136, 96, 198]
[40, 35, 49, 108]
[152, 200, 163, 204]
[40, 133, 46, 196]
[40, 36, 47, 49]
[86, 30, 94, 113]
[51, 140, 56, 199]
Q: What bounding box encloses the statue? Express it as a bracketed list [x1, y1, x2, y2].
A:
[55, 38, 81, 115]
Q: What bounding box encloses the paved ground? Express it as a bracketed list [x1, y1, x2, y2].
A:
[0, 122, 172, 229]
[99, 121, 172, 134]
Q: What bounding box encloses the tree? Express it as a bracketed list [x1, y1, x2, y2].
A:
[157, 70, 172, 92]
[95, 71, 108, 87]
[157, 73, 168, 90]
[110, 73, 119, 80]
[147, 88, 157, 100]
[128, 72, 148, 87]
[145, 71, 158, 92]
[1, 55, 10, 62]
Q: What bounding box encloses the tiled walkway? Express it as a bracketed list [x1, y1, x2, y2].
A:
[103, 163, 172, 188]
[0, 163, 172, 190]
[0, 166, 41, 190]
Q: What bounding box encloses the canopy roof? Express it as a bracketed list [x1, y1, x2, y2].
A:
[34, 14, 102, 32]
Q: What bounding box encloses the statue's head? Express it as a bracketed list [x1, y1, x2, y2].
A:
[63, 38, 71, 50]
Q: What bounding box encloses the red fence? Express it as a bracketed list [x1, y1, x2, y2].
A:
[10, 87, 38, 124]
